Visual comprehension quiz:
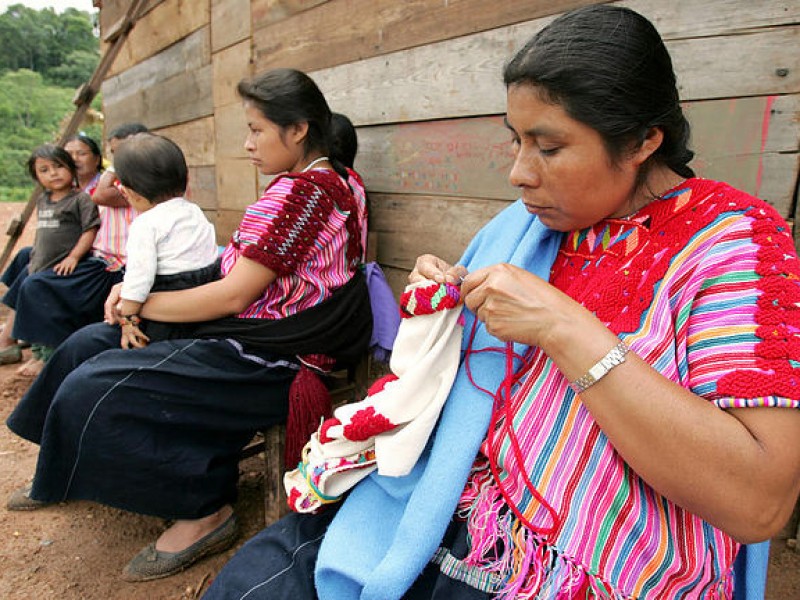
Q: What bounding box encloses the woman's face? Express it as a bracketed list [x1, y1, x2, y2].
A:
[64, 139, 100, 180]
[505, 84, 652, 232]
[243, 101, 306, 175]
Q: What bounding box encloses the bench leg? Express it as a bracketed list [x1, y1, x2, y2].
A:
[263, 425, 289, 525]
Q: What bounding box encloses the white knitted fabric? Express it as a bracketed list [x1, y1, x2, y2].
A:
[284, 279, 464, 513]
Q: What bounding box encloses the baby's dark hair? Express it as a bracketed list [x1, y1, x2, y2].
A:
[238, 68, 351, 180]
[27, 144, 78, 184]
[504, 4, 694, 182]
[108, 122, 149, 141]
[114, 133, 188, 203]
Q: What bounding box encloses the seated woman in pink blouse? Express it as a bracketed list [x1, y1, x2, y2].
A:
[5, 68, 372, 583]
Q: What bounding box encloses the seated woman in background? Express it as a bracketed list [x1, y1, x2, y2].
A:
[204, 5, 800, 599]
[6, 68, 371, 582]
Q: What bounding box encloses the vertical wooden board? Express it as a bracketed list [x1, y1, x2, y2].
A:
[104, 65, 214, 131]
[691, 153, 798, 219]
[251, 0, 330, 29]
[252, 0, 597, 74]
[216, 208, 246, 243]
[369, 193, 510, 269]
[186, 166, 217, 211]
[155, 117, 216, 166]
[213, 40, 252, 108]
[211, 0, 251, 52]
[216, 158, 259, 211]
[381, 265, 413, 301]
[101, 28, 210, 106]
[215, 103, 249, 159]
[357, 117, 517, 201]
[108, 0, 211, 77]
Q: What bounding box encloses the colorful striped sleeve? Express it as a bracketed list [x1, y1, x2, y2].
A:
[684, 213, 800, 409]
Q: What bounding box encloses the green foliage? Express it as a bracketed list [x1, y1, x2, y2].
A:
[0, 5, 102, 193]
[0, 5, 99, 87]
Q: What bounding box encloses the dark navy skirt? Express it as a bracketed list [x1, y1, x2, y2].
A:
[7, 322, 296, 519]
[1, 246, 32, 292]
[5, 256, 123, 347]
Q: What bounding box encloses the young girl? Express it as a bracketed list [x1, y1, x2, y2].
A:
[0, 145, 100, 373]
[111, 133, 219, 348]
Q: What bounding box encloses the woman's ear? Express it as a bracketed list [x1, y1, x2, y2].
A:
[288, 122, 310, 147]
[632, 126, 664, 166]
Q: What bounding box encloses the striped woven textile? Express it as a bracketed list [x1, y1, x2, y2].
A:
[219, 167, 367, 320]
[458, 179, 800, 599]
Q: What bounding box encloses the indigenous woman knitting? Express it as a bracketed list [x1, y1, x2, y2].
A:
[203, 6, 800, 599]
[5, 68, 371, 582]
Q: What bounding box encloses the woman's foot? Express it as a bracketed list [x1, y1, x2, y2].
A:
[0, 344, 22, 365]
[16, 357, 43, 377]
[121, 505, 238, 582]
[7, 484, 50, 511]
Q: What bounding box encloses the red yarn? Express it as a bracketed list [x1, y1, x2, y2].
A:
[285, 366, 332, 469]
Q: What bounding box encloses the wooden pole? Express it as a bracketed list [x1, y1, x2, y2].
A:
[0, 0, 148, 272]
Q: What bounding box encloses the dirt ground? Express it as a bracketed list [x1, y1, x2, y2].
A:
[0, 201, 799, 599]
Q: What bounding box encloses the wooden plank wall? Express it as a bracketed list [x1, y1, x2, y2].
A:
[99, 0, 800, 296]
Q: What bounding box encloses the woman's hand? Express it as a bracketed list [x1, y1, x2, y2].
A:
[409, 254, 468, 285]
[104, 283, 124, 325]
[460, 263, 592, 349]
[53, 256, 78, 276]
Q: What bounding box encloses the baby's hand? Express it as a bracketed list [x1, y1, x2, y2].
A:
[119, 315, 150, 349]
[53, 256, 78, 276]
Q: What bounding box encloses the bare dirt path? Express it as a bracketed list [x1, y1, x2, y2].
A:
[0, 202, 798, 599]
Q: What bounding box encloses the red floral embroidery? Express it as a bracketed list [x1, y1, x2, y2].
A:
[343, 406, 396, 441]
[319, 418, 342, 443]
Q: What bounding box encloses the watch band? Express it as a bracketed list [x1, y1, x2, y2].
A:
[569, 340, 629, 394]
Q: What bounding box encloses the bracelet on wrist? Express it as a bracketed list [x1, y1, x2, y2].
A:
[569, 340, 629, 395]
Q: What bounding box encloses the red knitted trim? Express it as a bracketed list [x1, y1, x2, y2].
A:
[718, 205, 800, 399]
[399, 282, 461, 318]
[367, 373, 399, 396]
[247, 170, 363, 276]
[343, 406, 396, 441]
[550, 179, 800, 400]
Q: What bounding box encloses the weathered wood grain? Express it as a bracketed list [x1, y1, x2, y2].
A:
[213, 40, 252, 109]
[252, 0, 597, 73]
[101, 28, 210, 107]
[211, 0, 251, 52]
[155, 117, 216, 166]
[369, 193, 510, 270]
[104, 64, 213, 131]
[215, 103, 249, 160]
[251, 0, 330, 29]
[356, 95, 799, 216]
[313, 23, 799, 126]
[186, 165, 217, 211]
[216, 158, 259, 212]
[107, 0, 210, 77]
